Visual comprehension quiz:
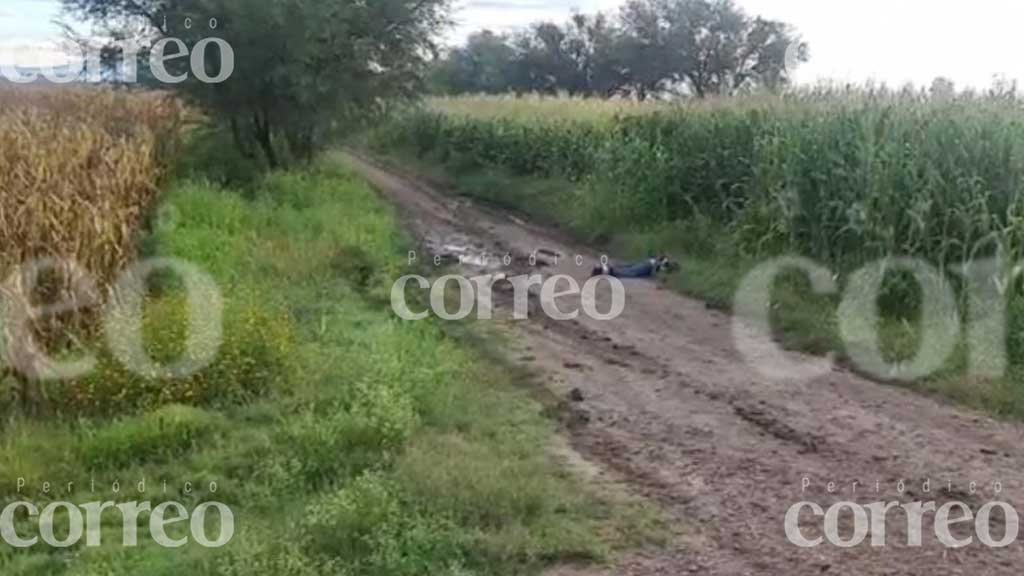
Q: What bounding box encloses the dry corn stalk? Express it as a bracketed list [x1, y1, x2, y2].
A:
[0, 86, 184, 411]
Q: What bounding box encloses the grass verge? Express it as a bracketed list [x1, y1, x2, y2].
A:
[0, 152, 659, 575]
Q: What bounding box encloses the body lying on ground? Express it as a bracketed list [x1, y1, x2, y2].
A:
[591, 256, 674, 278]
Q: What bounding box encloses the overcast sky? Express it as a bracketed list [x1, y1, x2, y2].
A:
[3, 0, 1024, 89]
[0, 0, 64, 67]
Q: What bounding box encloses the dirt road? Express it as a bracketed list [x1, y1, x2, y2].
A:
[342, 151, 1024, 575]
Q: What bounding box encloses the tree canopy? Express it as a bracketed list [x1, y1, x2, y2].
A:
[62, 0, 451, 166]
[431, 0, 807, 99]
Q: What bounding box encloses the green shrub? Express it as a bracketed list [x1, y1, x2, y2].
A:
[218, 538, 322, 576]
[279, 380, 419, 486]
[48, 297, 295, 417]
[172, 126, 268, 187]
[302, 473, 468, 576]
[76, 405, 222, 470]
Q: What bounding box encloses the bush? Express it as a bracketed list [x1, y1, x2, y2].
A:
[46, 297, 295, 417]
[172, 125, 268, 187]
[279, 380, 419, 487]
[302, 473, 468, 576]
[76, 405, 222, 470]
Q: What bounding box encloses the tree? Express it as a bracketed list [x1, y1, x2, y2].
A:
[930, 76, 956, 101]
[431, 13, 629, 98]
[62, 0, 451, 167]
[515, 22, 575, 94]
[430, 30, 518, 94]
[618, 0, 675, 99]
[563, 13, 627, 97]
[622, 0, 804, 98]
[427, 0, 806, 100]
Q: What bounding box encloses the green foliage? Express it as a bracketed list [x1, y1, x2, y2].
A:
[63, 0, 450, 166]
[41, 297, 296, 417]
[278, 382, 420, 487]
[77, 405, 223, 470]
[618, 0, 805, 97]
[377, 93, 1024, 271]
[431, 0, 804, 98]
[172, 126, 268, 187]
[0, 155, 650, 575]
[301, 473, 468, 575]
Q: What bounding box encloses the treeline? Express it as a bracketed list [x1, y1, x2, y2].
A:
[431, 0, 807, 99]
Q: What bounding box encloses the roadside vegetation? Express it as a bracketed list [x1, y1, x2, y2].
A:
[0, 87, 185, 413]
[0, 88, 658, 574]
[0, 0, 672, 571]
[367, 91, 1024, 418]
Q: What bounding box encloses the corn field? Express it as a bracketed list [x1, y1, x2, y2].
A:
[380, 92, 1024, 272]
[0, 87, 185, 387]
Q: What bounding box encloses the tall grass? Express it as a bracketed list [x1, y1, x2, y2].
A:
[382, 92, 1024, 271]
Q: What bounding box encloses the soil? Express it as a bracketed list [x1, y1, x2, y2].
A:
[342, 151, 1024, 575]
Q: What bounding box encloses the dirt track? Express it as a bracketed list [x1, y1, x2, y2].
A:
[343, 151, 1024, 575]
